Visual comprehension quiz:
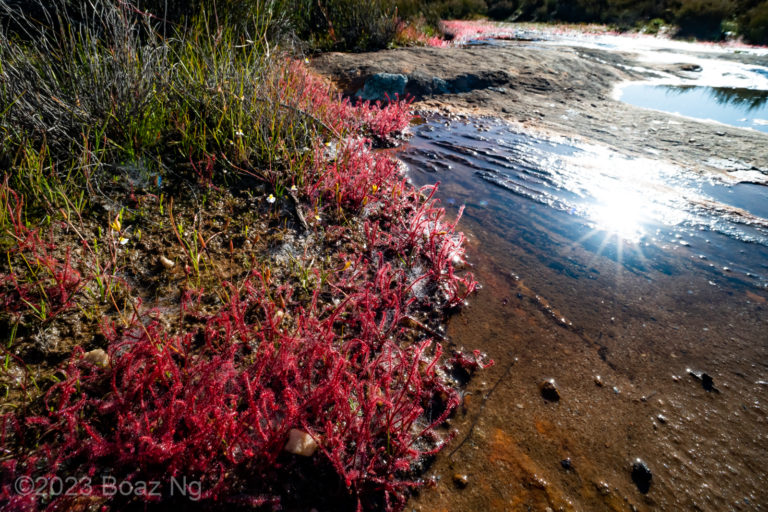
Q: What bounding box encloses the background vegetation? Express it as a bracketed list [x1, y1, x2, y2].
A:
[420, 0, 768, 43]
[13, 0, 761, 54]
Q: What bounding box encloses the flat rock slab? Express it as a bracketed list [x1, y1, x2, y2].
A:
[313, 44, 768, 177]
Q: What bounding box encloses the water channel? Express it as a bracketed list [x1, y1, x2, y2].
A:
[402, 116, 768, 511]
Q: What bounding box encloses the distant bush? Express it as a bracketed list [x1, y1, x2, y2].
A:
[395, 0, 443, 27]
[289, 0, 399, 51]
[674, 0, 734, 39]
[739, 1, 768, 43]
[434, 0, 489, 19]
[487, 0, 517, 20]
[641, 17, 668, 34]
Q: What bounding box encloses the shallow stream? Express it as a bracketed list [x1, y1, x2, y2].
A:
[401, 117, 768, 511]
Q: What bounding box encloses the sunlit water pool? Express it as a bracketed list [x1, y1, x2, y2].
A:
[619, 84, 768, 133]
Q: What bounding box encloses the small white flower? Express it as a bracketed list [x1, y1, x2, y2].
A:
[315, 214, 321, 222]
[304, 57, 310, 64]
[290, 185, 297, 192]
[118, 236, 129, 245]
[234, 130, 244, 137]
[267, 194, 276, 204]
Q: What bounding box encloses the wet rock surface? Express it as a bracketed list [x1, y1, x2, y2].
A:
[313, 43, 768, 177]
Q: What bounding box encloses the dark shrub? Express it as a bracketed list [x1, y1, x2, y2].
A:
[675, 0, 734, 39]
[290, 0, 399, 51]
[739, 1, 768, 43]
[488, 0, 517, 20]
[436, 0, 489, 18]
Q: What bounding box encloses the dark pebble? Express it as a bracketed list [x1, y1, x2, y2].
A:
[539, 379, 560, 402]
[631, 459, 652, 494]
[688, 369, 719, 392]
[560, 458, 572, 470]
[701, 373, 717, 392]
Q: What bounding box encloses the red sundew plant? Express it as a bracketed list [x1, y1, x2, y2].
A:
[394, 22, 449, 48]
[0, 188, 86, 321]
[0, 62, 483, 511]
[278, 60, 412, 143]
[440, 20, 522, 44]
[355, 95, 414, 141]
[1, 264, 463, 510]
[307, 138, 402, 212]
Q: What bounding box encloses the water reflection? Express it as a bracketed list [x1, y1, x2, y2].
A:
[666, 85, 768, 111]
[620, 84, 768, 132]
[588, 188, 646, 241]
[403, 117, 768, 512]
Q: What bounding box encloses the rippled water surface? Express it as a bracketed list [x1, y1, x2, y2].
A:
[401, 118, 768, 511]
[401, 118, 768, 286]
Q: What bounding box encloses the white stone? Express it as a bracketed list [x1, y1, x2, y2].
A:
[284, 429, 318, 457]
[159, 255, 175, 269]
[84, 348, 109, 367]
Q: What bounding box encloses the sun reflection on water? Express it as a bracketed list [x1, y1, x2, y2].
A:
[588, 186, 647, 242]
[561, 148, 691, 252]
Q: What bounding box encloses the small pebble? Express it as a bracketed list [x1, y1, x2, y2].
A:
[594, 375, 604, 387]
[83, 348, 109, 367]
[560, 458, 573, 470]
[159, 255, 175, 269]
[596, 480, 611, 496]
[631, 459, 652, 494]
[539, 379, 560, 402]
[452, 473, 469, 488]
[284, 429, 318, 457]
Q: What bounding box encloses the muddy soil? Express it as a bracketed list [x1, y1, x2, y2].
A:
[313, 40, 768, 511]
